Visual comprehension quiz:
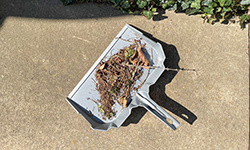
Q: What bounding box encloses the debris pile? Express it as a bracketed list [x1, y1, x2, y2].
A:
[94, 39, 150, 119]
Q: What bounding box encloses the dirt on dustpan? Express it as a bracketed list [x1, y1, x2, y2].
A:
[93, 39, 150, 120]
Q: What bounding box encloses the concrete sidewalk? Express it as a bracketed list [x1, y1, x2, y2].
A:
[0, 1, 248, 149]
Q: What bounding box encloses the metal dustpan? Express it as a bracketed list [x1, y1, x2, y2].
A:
[66, 24, 180, 131]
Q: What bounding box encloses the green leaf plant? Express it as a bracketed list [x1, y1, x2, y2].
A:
[62, 0, 250, 28]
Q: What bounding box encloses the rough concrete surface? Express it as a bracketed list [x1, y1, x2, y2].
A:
[0, 0, 248, 150]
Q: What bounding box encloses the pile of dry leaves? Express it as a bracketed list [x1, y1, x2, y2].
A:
[94, 39, 150, 119]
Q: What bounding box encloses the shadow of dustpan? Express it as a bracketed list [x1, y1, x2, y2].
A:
[66, 24, 180, 131]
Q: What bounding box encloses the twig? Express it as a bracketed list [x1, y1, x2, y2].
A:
[131, 61, 140, 80]
[136, 69, 150, 90]
[126, 63, 199, 75]
[115, 36, 134, 43]
[87, 98, 99, 105]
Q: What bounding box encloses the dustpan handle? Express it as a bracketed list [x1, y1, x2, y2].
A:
[137, 93, 180, 130]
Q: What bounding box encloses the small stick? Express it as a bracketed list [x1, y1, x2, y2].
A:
[126, 64, 199, 75]
[152, 66, 199, 76]
[131, 61, 140, 80]
[136, 69, 150, 90]
[115, 37, 134, 43]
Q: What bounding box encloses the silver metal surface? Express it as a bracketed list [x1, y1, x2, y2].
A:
[66, 24, 180, 131]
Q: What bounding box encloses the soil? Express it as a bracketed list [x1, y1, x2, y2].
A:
[94, 39, 150, 119]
